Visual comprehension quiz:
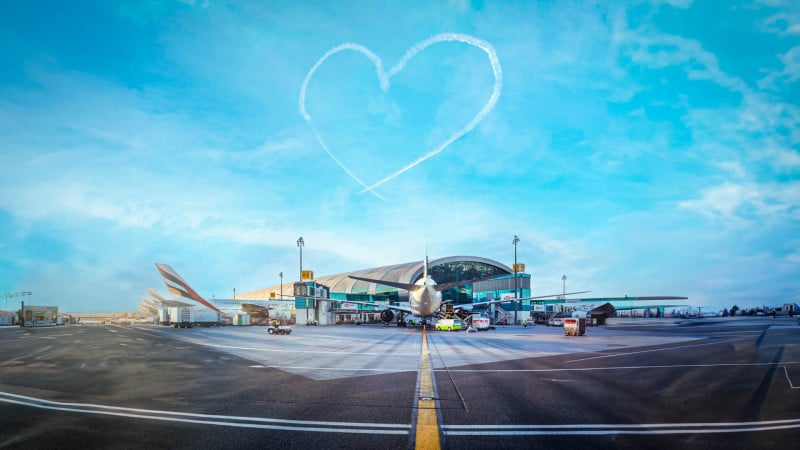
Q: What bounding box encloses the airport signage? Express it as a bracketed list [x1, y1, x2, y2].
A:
[339, 302, 358, 311]
[301, 270, 314, 281]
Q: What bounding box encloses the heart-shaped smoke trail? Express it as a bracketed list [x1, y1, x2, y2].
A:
[299, 33, 503, 200]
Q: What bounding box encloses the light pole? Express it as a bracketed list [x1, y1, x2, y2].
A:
[562, 275, 566, 297]
[233, 288, 236, 300]
[7, 291, 32, 310]
[297, 237, 304, 281]
[513, 235, 520, 325]
[279, 272, 283, 300]
[297, 236, 307, 324]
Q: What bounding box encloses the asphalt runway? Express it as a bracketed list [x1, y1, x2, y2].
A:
[0, 317, 798, 449]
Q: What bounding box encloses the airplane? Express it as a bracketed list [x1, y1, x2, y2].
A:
[154, 263, 293, 322]
[341, 257, 589, 327]
[140, 288, 218, 319]
[146, 287, 200, 308]
[138, 296, 159, 317]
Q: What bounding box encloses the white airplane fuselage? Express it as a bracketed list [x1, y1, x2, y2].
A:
[408, 276, 442, 319]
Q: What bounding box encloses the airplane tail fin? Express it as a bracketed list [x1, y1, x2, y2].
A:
[146, 287, 168, 303]
[154, 263, 222, 313]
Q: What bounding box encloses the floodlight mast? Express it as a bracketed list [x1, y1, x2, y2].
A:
[297, 237, 305, 281]
[513, 235, 520, 325]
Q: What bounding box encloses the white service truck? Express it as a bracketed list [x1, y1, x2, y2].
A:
[165, 306, 220, 328]
[472, 317, 491, 331]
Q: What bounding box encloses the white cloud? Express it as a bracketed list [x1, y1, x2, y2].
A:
[714, 160, 748, 179]
[679, 181, 800, 226]
[759, 44, 800, 91]
[618, 27, 747, 93]
[761, 9, 800, 36]
[756, 144, 800, 173]
[778, 45, 800, 82]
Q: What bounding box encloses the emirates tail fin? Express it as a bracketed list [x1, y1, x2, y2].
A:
[154, 263, 221, 313]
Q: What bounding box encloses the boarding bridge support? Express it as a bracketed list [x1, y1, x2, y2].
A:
[294, 281, 331, 325]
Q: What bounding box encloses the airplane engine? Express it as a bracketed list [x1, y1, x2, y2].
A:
[380, 309, 395, 323]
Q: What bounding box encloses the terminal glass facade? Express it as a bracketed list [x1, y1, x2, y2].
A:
[427, 261, 508, 284]
[429, 260, 511, 306]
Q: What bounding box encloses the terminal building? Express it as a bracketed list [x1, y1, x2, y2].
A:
[241, 256, 534, 325]
[19, 304, 59, 326]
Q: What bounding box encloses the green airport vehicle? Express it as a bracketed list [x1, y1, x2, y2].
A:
[435, 318, 462, 331]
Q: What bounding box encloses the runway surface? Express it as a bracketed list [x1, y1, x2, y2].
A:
[1, 317, 798, 449]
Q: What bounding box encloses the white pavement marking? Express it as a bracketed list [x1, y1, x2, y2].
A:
[442, 418, 800, 435]
[782, 366, 800, 389]
[0, 391, 410, 435]
[437, 360, 800, 373]
[2, 389, 796, 437]
[710, 330, 766, 334]
[566, 338, 748, 363]
[12, 345, 53, 361]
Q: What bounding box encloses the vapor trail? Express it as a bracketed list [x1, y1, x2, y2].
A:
[299, 33, 503, 198]
[360, 34, 503, 193]
[308, 122, 386, 201]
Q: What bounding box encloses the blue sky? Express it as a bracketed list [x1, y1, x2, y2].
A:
[1, 0, 798, 313]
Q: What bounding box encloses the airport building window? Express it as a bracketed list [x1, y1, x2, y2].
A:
[428, 261, 507, 284]
[441, 285, 474, 305]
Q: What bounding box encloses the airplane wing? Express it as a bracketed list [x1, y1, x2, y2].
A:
[613, 303, 688, 311]
[513, 291, 592, 302]
[545, 295, 688, 303]
[454, 291, 592, 312]
[318, 297, 416, 316]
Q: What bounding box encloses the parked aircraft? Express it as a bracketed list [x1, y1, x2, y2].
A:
[154, 263, 292, 321]
[344, 257, 588, 326]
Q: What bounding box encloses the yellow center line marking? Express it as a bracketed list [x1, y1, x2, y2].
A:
[415, 326, 441, 449]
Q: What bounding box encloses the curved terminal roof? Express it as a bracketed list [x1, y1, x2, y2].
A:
[241, 256, 513, 300]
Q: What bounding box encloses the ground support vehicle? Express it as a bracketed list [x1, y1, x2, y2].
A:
[563, 318, 586, 336]
[168, 307, 193, 328]
[435, 318, 462, 331]
[165, 306, 219, 328]
[472, 317, 490, 331]
[268, 324, 292, 335]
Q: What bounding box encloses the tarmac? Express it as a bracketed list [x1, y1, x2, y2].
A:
[1, 317, 798, 449]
